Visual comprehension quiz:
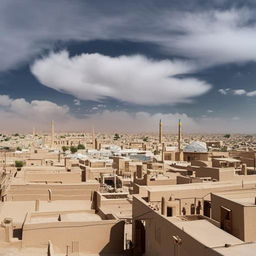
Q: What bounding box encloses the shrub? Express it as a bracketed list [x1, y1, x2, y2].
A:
[70, 146, 78, 154]
[77, 144, 85, 150]
[15, 161, 24, 168]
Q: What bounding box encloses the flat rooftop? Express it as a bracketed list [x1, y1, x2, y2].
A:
[172, 218, 242, 248]
[213, 189, 256, 206]
[147, 180, 256, 192]
[0, 200, 93, 225]
[213, 242, 256, 256]
[0, 247, 124, 256]
[100, 204, 132, 219]
[29, 211, 102, 224]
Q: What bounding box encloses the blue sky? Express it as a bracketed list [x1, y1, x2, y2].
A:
[1, 0, 256, 133]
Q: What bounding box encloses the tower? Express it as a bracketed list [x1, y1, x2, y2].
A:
[159, 119, 163, 143]
[32, 127, 35, 138]
[92, 126, 95, 149]
[51, 120, 55, 148]
[178, 119, 182, 152]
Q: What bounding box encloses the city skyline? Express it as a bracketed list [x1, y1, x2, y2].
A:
[1, 0, 256, 133]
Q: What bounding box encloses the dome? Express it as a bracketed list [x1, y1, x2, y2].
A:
[184, 141, 208, 153]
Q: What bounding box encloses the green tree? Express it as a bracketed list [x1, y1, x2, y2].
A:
[224, 134, 231, 138]
[154, 149, 160, 155]
[16, 147, 22, 151]
[70, 146, 78, 154]
[15, 161, 24, 168]
[143, 136, 149, 142]
[62, 146, 69, 152]
[77, 144, 85, 150]
[114, 133, 121, 140]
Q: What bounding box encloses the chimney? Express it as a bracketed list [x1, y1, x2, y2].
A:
[241, 164, 247, 175]
[137, 165, 143, 179]
[161, 197, 166, 215]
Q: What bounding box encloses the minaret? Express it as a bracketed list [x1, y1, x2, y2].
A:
[178, 119, 182, 152]
[32, 127, 36, 138]
[51, 120, 55, 148]
[159, 119, 163, 143]
[92, 126, 95, 149]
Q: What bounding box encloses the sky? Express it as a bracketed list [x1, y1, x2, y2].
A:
[1, 0, 256, 133]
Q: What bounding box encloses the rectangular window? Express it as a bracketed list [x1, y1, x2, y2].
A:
[167, 207, 173, 217]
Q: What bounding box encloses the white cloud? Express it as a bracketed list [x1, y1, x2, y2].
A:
[0, 95, 70, 131]
[0, 97, 254, 133]
[166, 8, 256, 66]
[233, 89, 246, 95]
[218, 88, 256, 97]
[207, 109, 213, 113]
[234, 89, 256, 96]
[31, 51, 211, 106]
[218, 88, 230, 95]
[73, 99, 80, 106]
[97, 104, 106, 108]
[0, 95, 12, 106]
[1, 2, 256, 71]
[246, 90, 256, 97]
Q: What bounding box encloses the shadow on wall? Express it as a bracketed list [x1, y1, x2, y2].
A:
[99, 220, 128, 255]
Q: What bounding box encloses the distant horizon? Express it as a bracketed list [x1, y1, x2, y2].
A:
[1, 1, 256, 133]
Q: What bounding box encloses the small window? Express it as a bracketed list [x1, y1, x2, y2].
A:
[167, 207, 173, 217]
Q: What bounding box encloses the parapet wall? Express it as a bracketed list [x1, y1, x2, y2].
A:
[6, 183, 99, 201]
[22, 212, 124, 254]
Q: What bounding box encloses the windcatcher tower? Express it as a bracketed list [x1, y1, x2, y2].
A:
[159, 119, 163, 143]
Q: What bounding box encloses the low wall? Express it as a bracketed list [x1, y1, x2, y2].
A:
[22, 214, 124, 254]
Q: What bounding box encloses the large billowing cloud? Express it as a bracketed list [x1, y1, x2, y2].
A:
[31, 51, 210, 105]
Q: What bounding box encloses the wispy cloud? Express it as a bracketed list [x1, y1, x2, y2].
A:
[1, 2, 256, 70]
[219, 88, 256, 96]
[218, 88, 230, 95]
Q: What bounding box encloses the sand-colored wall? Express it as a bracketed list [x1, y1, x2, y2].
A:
[24, 171, 81, 183]
[7, 183, 99, 201]
[22, 218, 124, 254]
[244, 206, 256, 242]
[132, 196, 220, 256]
[183, 152, 209, 162]
[211, 193, 245, 240]
[148, 181, 256, 202]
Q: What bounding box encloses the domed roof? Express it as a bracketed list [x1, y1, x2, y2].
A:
[184, 141, 208, 153]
